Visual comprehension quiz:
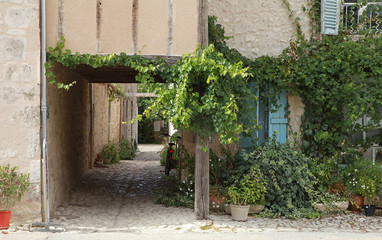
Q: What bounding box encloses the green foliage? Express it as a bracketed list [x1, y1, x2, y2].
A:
[340, 158, 382, 198]
[0, 164, 30, 210]
[244, 138, 317, 218]
[101, 142, 120, 164]
[227, 166, 267, 205]
[46, 36, 169, 90]
[119, 138, 136, 160]
[156, 178, 195, 209]
[108, 83, 126, 102]
[209, 147, 236, 190]
[279, 35, 382, 158]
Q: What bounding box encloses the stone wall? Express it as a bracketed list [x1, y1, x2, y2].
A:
[0, 0, 41, 222]
[209, 0, 309, 136]
[47, 64, 90, 211]
[92, 83, 123, 162]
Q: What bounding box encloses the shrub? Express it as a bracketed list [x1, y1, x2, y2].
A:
[101, 142, 120, 164]
[244, 140, 317, 218]
[156, 178, 194, 209]
[0, 164, 31, 210]
[119, 138, 136, 160]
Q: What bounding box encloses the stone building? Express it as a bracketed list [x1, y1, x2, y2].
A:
[1, 0, 348, 223]
[0, 0, 202, 223]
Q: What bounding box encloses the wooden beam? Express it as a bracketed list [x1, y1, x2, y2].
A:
[125, 93, 156, 97]
[195, 135, 209, 220]
[197, 0, 208, 46]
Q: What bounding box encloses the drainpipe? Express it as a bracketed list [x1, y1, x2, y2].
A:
[40, 0, 50, 224]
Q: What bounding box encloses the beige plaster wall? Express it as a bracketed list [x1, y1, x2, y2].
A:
[0, 0, 41, 222]
[46, 0, 199, 55]
[47, 64, 90, 211]
[93, 84, 108, 160]
[209, 0, 310, 136]
[92, 83, 123, 162]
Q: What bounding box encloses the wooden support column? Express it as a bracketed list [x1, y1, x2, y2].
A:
[195, 0, 209, 220]
[195, 135, 209, 219]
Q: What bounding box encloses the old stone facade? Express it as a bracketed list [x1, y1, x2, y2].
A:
[0, 0, 41, 222]
[0, 0, 200, 222]
[208, 0, 309, 137]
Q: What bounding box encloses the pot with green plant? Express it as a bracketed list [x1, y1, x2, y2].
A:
[101, 142, 120, 164]
[227, 166, 267, 221]
[341, 159, 380, 214]
[0, 164, 30, 229]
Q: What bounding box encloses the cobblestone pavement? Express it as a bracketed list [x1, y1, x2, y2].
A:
[40, 144, 382, 233]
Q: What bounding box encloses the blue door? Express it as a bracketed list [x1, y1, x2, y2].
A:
[239, 89, 288, 148]
[268, 91, 288, 143]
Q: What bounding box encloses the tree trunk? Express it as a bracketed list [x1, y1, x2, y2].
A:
[195, 135, 209, 219]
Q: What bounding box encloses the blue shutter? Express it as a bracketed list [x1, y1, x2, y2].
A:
[268, 91, 288, 144]
[321, 0, 340, 35]
[239, 81, 259, 149]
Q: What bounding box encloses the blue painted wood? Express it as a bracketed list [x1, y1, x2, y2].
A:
[268, 91, 288, 143]
[239, 81, 258, 149]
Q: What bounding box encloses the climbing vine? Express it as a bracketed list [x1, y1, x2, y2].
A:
[46, 35, 256, 146]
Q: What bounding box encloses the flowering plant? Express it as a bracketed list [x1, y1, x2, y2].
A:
[0, 164, 30, 211]
[341, 159, 381, 198]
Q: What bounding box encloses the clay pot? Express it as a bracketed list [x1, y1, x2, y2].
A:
[349, 195, 365, 213]
[0, 211, 11, 230]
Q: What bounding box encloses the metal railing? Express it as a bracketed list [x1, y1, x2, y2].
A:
[342, 1, 382, 34]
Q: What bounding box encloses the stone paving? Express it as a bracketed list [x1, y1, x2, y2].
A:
[32, 144, 382, 233]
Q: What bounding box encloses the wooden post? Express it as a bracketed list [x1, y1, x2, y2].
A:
[195, 135, 209, 219]
[195, 0, 209, 220]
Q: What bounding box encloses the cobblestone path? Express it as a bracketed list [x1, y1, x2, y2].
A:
[48, 144, 382, 233]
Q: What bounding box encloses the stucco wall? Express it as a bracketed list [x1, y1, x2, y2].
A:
[209, 0, 308, 136]
[47, 64, 90, 211]
[46, 0, 199, 55]
[0, 0, 41, 222]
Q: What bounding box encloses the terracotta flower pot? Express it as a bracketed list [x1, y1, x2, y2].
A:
[0, 211, 11, 230]
[209, 194, 225, 211]
[349, 195, 365, 214]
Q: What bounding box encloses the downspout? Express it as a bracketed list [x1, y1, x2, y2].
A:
[40, 0, 50, 224]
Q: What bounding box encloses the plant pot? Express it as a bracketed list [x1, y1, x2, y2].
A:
[314, 203, 329, 212]
[230, 204, 250, 221]
[249, 204, 265, 214]
[103, 158, 111, 164]
[349, 195, 365, 214]
[364, 205, 376, 217]
[333, 201, 349, 212]
[0, 211, 11, 230]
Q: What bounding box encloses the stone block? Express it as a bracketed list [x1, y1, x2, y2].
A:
[1, 86, 18, 103]
[0, 0, 23, 3]
[4, 63, 31, 82]
[22, 86, 38, 101]
[5, 7, 38, 28]
[27, 130, 39, 158]
[20, 105, 39, 127]
[0, 149, 18, 159]
[0, 36, 25, 60]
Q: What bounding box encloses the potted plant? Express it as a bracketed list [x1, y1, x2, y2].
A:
[227, 166, 267, 221]
[341, 159, 380, 214]
[101, 141, 120, 164]
[0, 164, 30, 229]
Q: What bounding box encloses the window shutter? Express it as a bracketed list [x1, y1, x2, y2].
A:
[321, 0, 340, 35]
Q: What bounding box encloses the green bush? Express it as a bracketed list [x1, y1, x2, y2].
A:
[101, 142, 120, 164]
[156, 178, 194, 209]
[119, 138, 136, 160]
[244, 140, 317, 218]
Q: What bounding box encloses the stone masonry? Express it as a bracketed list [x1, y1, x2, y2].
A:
[208, 0, 308, 136]
[0, 0, 41, 221]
